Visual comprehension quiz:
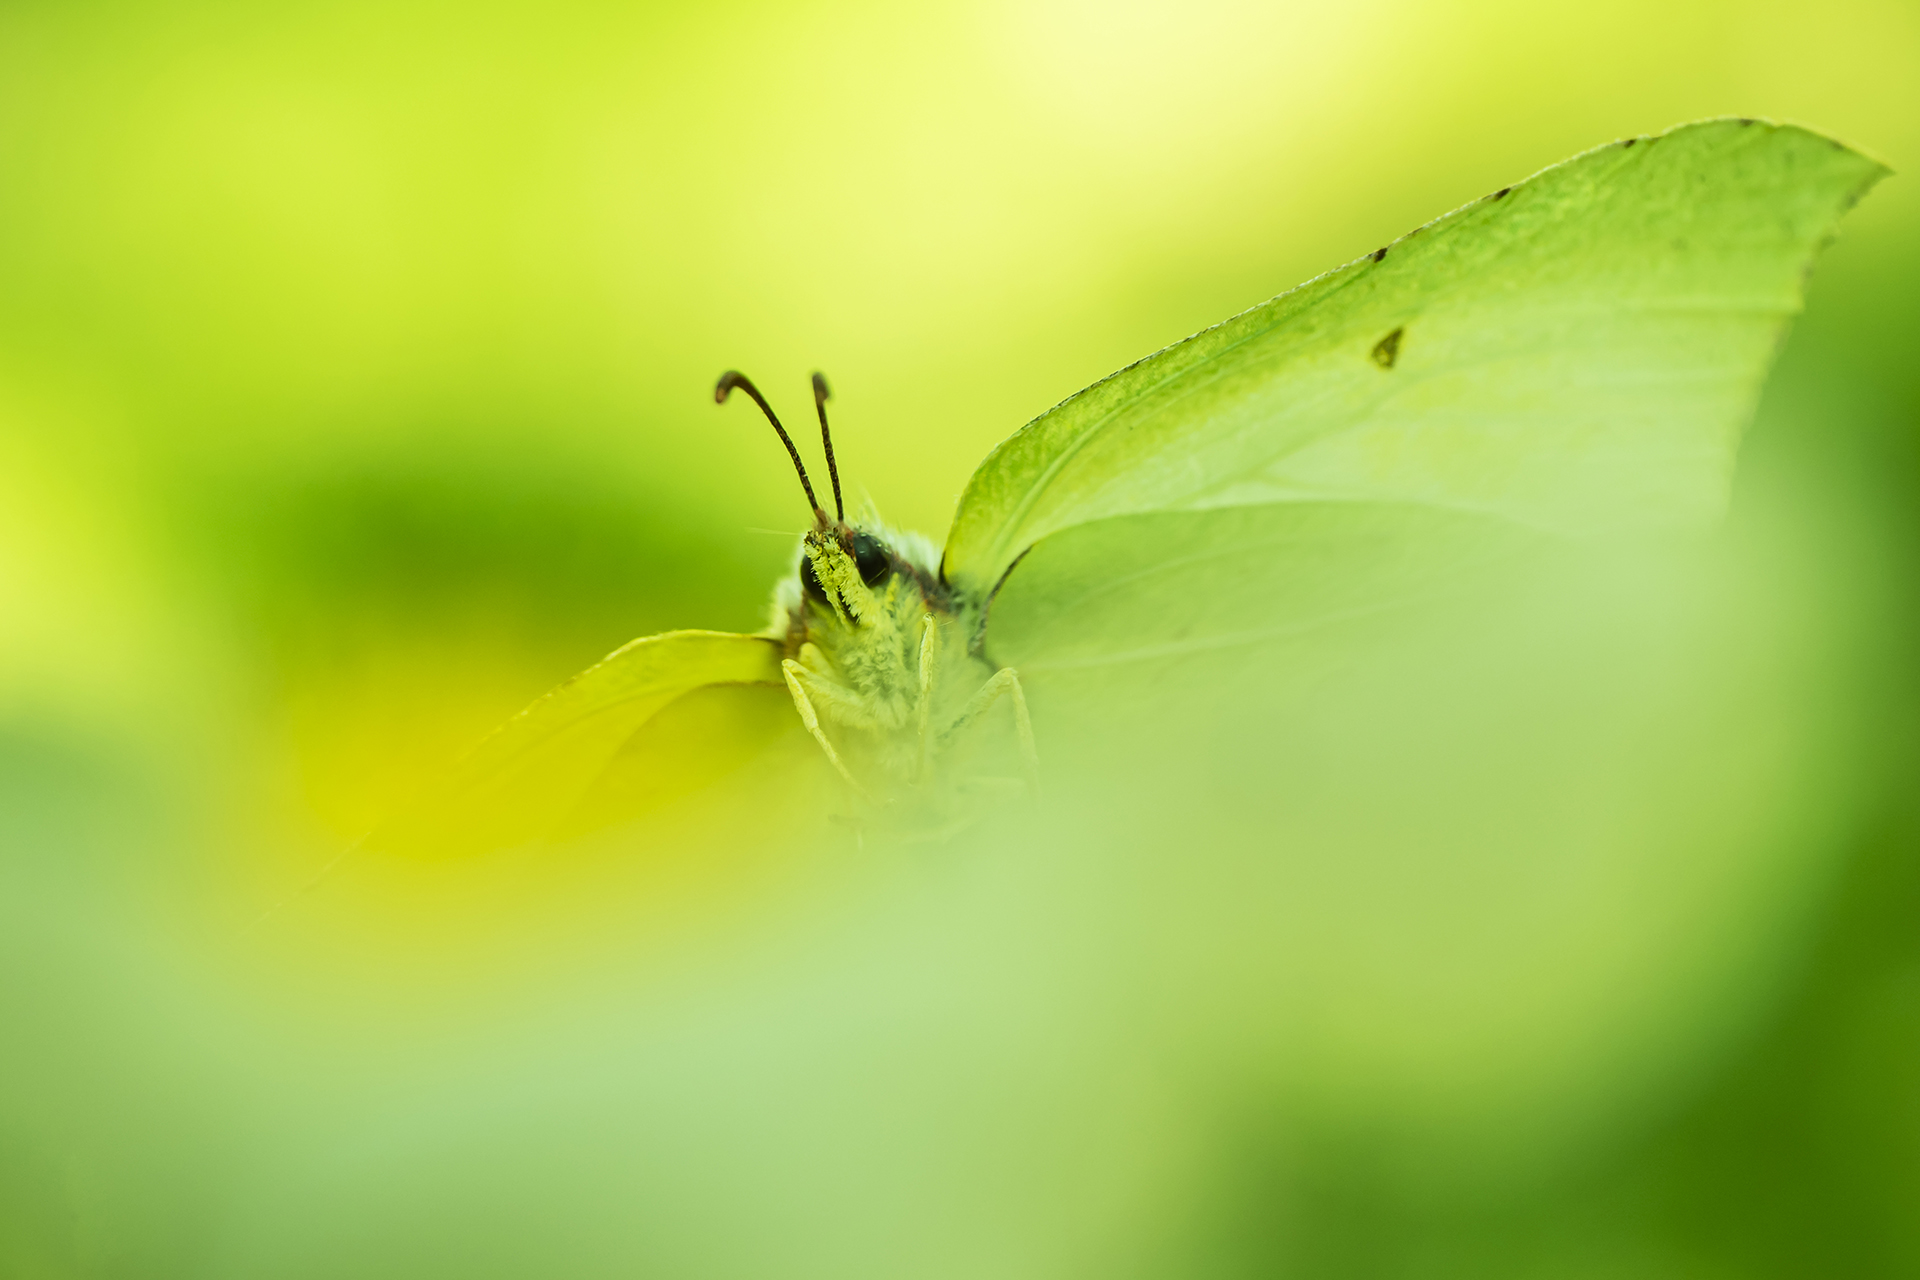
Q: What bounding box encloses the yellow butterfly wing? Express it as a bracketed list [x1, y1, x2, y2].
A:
[368, 629, 788, 858]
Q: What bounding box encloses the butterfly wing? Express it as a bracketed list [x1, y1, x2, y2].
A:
[981, 500, 1543, 705]
[943, 119, 1886, 617]
[368, 629, 787, 857]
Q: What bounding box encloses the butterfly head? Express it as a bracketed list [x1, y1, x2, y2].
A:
[799, 524, 906, 625]
[717, 368, 931, 629]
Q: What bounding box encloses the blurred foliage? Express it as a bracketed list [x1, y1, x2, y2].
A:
[0, 0, 1916, 1276]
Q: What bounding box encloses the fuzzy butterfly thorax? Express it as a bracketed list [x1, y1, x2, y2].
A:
[772, 516, 1017, 801]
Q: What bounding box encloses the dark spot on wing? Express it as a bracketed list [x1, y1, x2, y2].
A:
[1623, 137, 1637, 148]
[1370, 327, 1404, 370]
[1372, 246, 1388, 262]
[1738, 117, 1756, 126]
[1492, 187, 1511, 200]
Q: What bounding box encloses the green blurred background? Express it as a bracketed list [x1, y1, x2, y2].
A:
[1, 1, 1917, 1275]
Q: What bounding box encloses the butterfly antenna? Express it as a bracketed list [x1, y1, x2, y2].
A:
[811, 372, 844, 522]
[715, 371, 825, 520]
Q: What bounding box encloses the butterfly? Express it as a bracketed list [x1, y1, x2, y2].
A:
[369, 118, 1883, 858]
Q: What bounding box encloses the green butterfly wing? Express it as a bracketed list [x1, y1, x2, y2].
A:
[982, 500, 1542, 696]
[945, 119, 1887, 635]
[369, 630, 788, 858]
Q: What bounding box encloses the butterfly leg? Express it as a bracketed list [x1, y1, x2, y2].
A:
[942, 667, 1039, 792]
[781, 658, 870, 798]
[915, 613, 937, 782]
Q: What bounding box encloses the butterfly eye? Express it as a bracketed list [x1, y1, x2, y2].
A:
[799, 555, 829, 603]
[849, 533, 890, 586]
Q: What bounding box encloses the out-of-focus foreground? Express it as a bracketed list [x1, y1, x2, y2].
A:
[1, 2, 1916, 1276]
